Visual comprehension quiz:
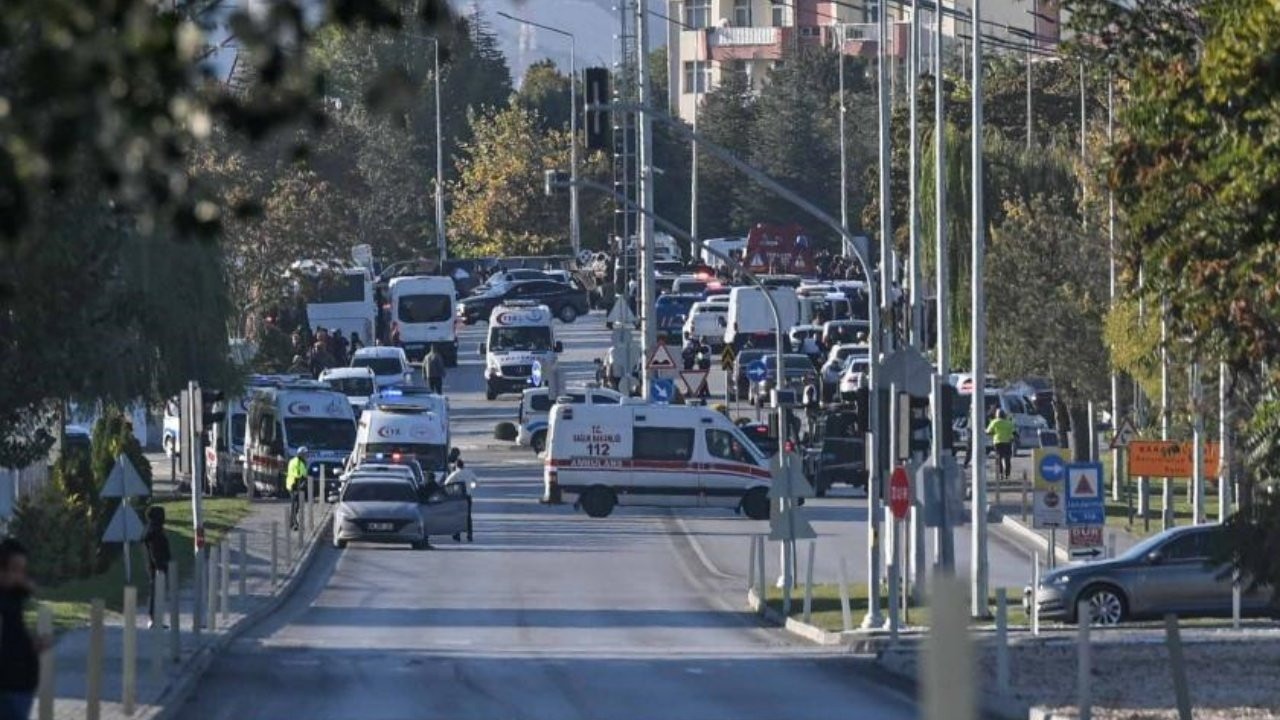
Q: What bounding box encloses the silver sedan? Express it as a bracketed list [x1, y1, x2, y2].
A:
[332, 477, 427, 549]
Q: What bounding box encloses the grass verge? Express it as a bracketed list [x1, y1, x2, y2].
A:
[764, 583, 1028, 633]
[31, 497, 251, 632]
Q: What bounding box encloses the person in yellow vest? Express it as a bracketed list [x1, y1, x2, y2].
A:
[286, 447, 309, 531]
[985, 410, 1017, 481]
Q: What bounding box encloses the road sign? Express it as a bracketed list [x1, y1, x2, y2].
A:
[101, 455, 149, 498]
[769, 507, 817, 541]
[720, 345, 737, 372]
[889, 466, 911, 519]
[1109, 419, 1138, 449]
[529, 360, 542, 387]
[650, 378, 675, 404]
[677, 370, 708, 398]
[606, 296, 636, 327]
[1032, 448, 1066, 528]
[745, 360, 768, 383]
[1069, 526, 1105, 561]
[646, 343, 679, 371]
[1064, 462, 1105, 526]
[1127, 440, 1220, 478]
[768, 451, 814, 500]
[102, 504, 145, 543]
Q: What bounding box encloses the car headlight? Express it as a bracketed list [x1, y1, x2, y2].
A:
[1052, 574, 1071, 585]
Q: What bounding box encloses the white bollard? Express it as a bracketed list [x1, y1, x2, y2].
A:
[306, 471, 315, 533]
[747, 536, 758, 592]
[152, 572, 166, 683]
[1232, 575, 1241, 630]
[122, 586, 137, 715]
[1164, 614, 1193, 720]
[802, 541, 815, 624]
[220, 541, 230, 623]
[1106, 532, 1116, 559]
[754, 534, 766, 612]
[86, 599, 104, 720]
[271, 521, 280, 587]
[1031, 553, 1041, 635]
[238, 529, 247, 604]
[206, 549, 218, 631]
[168, 560, 180, 662]
[1078, 600, 1092, 720]
[923, 576, 975, 720]
[37, 604, 53, 720]
[838, 556, 853, 632]
[284, 521, 292, 567]
[995, 588, 1009, 696]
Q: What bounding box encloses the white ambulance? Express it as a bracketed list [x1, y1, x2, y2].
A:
[542, 402, 772, 519]
[478, 301, 563, 401]
[388, 275, 458, 364]
[243, 379, 357, 498]
[350, 390, 451, 476]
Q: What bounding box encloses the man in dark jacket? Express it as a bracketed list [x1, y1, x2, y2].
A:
[142, 506, 172, 628]
[423, 345, 446, 395]
[0, 539, 43, 720]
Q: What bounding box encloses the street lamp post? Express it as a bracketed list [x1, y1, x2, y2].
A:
[970, 0, 990, 619]
[410, 35, 448, 267]
[497, 12, 581, 256]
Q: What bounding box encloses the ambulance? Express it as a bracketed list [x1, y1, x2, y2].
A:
[542, 402, 772, 520]
[478, 301, 563, 401]
[203, 392, 250, 496]
[243, 379, 357, 498]
[350, 389, 451, 476]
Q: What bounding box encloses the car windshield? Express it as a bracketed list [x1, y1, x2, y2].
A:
[826, 323, 867, 343]
[327, 376, 375, 397]
[834, 346, 865, 362]
[842, 357, 870, 371]
[230, 413, 247, 450]
[675, 280, 707, 294]
[284, 418, 356, 451]
[362, 442, 448, 472]
[352, 357, 403, 376]
[764, 355, 814, 372]
[397, 294, 452, 323]
[342, 482, 418, 503]
[490, 326, 553, 351]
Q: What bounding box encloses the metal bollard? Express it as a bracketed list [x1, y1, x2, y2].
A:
[206, 549, 218, 631]
[238, 529, 248, 605]
[1077, 600, 1092, 720]
[272, 521, 280, 587]
[220, 542, 230, 623]
[122, 586, 137, 715]
[838, 556, 853, 632]
[306, 472, 315, 533]
[1031, 554, 1041, 635]
[923, 576, 976, 720]
[802, 541, 815, 624]
[995, 588, 1009, 696]
[37, 604, 53, 720]
[1021, 470, 1029, 522]
[86, 599, 104, 720]
[284, 521, 292, 568]
[168, 560, 180, 662]
[747, 536, 757, 591]
[1164, 614, 1193, 720]
[1106, 532, 1116, 559]
[296, 515, 304, 557]
[754, 534, 766, 612]
[152, 572, 166, 683]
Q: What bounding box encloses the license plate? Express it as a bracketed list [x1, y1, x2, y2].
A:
[367, 522, 394, 531]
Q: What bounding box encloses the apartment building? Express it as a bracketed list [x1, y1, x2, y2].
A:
[665, 0, 1065, 121]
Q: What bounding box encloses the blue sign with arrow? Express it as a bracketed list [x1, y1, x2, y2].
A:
[651, 378, 675, 404]
[746, 360, 768, 383]
[1039, 453, 1066, 484]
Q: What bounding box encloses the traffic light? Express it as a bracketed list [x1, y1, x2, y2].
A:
[584, 67, 610, 152]
[201, 389, 226, 428]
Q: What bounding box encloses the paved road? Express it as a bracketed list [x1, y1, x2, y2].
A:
[177, 311, 1026, 719]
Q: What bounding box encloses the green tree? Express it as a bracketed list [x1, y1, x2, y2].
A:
[694, 70, 758, 240]
[516, 60, 573, 132]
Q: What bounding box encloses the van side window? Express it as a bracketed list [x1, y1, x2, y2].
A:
[530, 394, 552, 413]
[706, 429, 755, 464]
[634, 427, 694, 461]
[590, 393, 620, 405]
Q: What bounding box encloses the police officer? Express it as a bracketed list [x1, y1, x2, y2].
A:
[286, 447, 308, 531]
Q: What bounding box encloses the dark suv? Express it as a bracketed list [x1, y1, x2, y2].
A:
[458, 279, 590, 324]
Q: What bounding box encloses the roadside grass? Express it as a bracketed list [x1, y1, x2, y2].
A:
[763, 583, 1028, 633]
[31, 497, 251, 631]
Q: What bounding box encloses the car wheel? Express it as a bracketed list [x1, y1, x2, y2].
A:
[741, 487, 770, 520]
[580, 486, 616, 518]
[531, 430, 547, 455]
[558, 304, 578, 323]
[333, 538, 347, 549]
[1079, 585, 1127, 625]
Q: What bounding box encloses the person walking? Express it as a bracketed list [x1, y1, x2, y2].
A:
[986, 409, 1017, 482]
[142, 506, 171, 628]
[286, 447, 308, 531]
[0, 539, 45, 720]
[423, 344, 446, 395]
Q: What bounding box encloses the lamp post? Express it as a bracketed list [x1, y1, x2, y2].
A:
[411, 35, 448, 267]
[497, 12, 581, 256]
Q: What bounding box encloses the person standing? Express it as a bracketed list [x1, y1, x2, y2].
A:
[0, 539, 45, 720]
[986, 409, 1017, 481]
[423, 344, 446, 395]
[142, 506, 171, 628]
[286, 447, 308, 531]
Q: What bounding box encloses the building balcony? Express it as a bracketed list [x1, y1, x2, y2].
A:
[705, 26, 791, 62]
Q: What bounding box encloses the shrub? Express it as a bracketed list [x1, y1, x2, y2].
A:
[10, 467, 99, 584]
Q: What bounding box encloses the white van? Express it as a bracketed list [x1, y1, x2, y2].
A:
[243, 379, 357, 498]
[350, 346, 413, 389]
[516, 386, 622, 453]
[351, 398, 451, 476]
[682, 301, 728, 349]
[725, 286, 799, 349]
[479, 301, 563, 401]
[318, 366, 376, 418]
[543, 403, 772, 519]
[388, 275, 458, 364]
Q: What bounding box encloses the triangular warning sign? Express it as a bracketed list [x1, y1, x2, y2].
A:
[647, 344, 679, 370]
[1074, 474, 1095, 497]
[749, 253, 764, 267]
[1109, 418, 1138, 449]
[769, 507, 817, 541]
[678, 370, 708, 397]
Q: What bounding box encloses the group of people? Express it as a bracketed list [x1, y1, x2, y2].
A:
[288, 326, 365, 378]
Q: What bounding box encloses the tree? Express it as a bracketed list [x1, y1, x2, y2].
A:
[516, 60, 573, 133]
[694, 70, 758, 240]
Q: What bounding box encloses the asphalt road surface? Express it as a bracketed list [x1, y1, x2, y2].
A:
[177, 312, 1025, 719]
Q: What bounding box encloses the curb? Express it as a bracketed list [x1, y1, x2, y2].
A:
[1027, 709, 1072, 720]
[141, 509, 333, 720]
[997, 512, 1070, 565]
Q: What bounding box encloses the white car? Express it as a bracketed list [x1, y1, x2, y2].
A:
[838, 356, 872, 400]
[331, 474, 427, 550]
[682, 301, 728, 349]
[350, 346, 413, 389]
[319, 366, 377, 417]
[820, 343, 869, 387]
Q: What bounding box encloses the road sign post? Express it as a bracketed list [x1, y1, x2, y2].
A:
[768, 449, 815, 617]
[101, 454, 151, 583]
[1032, 448, 1066, 529]
[1065, 462, 1105, 562]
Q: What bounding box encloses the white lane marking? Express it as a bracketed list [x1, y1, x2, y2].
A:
[672, 514, 736, 580]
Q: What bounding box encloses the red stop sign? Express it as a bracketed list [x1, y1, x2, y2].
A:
[889, 467, 911, 519]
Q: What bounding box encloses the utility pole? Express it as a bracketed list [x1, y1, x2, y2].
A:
[1161, 298, 1172, 530]
[931, 0, 953, 573]
[635, 0, 656, 400]
[837, 25, 849, 247]
[1191, 362, 1205, 524]
[908, 0, 922, 349]
[1218, 362, 1232, 523]
[691, 55, 700, 262]
[569, 35, 580, 256]
[1025, 45, 1032, 149]
[1107, 73, 1119, 500]
[969, 0, 989, 618]
[432, 38, 446, 266]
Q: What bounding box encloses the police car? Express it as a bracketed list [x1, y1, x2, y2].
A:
[543, 402, 771, 520]
[478, 302, 563, 401]
[516, 386, 622, 454]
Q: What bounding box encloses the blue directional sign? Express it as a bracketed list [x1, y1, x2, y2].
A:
[1039, 452, 1066, 484]
[1064, 462, 1105, 526]
[529, 360, 543, 386]
[746, 360, 768, 383]
[651, 378, 675, 404]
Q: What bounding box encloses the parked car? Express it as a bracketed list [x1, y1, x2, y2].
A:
[1024, 524, 1273, 625]
[801, 406, 867, 495]
[820, 343, 869, 396]
[730, 349, 770, 401]
[457, 279, 590, 324]
[749, 353, 818, 408]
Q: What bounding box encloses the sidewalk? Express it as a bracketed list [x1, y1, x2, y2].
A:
[36, 496, 330, 720]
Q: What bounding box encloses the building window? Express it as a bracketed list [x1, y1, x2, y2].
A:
[733, 0, 752, 26]
[683, 61, 710, 94]
[771, 2, 787, 27]
[684, 0, 711, 29]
